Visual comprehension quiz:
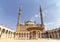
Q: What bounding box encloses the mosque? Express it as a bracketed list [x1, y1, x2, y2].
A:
[0, 5, 60, 39]
[15, 5, 45, 39]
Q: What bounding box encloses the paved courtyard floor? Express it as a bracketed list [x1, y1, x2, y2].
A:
[0, 39, 60, 42]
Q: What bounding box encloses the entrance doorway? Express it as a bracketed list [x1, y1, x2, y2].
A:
[32, 31, 36, 39]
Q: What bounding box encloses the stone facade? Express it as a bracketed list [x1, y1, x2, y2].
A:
[0, 24, 15, 39]
[42, 28, 60, 39]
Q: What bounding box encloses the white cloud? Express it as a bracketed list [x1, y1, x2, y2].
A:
[56, 2, 60, 7]
[30, 17, 35, 21]
[55, 0, 60, 7]
[34, 14, 39, 18]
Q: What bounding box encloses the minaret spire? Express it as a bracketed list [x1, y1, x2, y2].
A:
[17, 5, 22, 24]
[40, 6, 44, 25]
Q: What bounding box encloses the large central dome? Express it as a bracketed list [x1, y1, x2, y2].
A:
[25, 20, 36, 25]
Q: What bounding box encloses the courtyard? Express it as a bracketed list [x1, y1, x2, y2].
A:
[0, 39, 60, 42]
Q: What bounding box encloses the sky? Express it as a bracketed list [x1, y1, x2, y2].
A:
[0, 0, 60, 30]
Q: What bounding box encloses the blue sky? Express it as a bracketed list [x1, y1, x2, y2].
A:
[0, 0, 60, 30]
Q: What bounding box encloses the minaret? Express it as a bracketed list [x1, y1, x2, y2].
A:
[40, 6, 44, 25]
[17, 5, 22, 24]
[40, 6, 45, 30]
[40, 6, 45, 31]
[16, 5, 22, 32]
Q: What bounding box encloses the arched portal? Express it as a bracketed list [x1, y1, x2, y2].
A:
[2, 29, 5, 33]
[6, 30, 8, 34]
[0, 27, 1, 31]
[32, 31, 36, 39]
[38, 31, 40, 38]
[1, 29, 6, 38]
[0, 27, 1, 38]
[6, 30, 8, 38]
